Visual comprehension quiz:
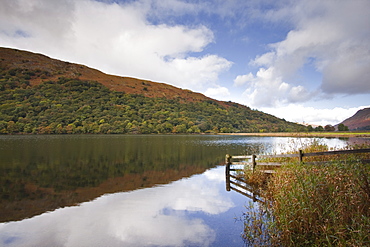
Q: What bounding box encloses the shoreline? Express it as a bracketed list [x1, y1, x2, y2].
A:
[218, 131, 370, 138]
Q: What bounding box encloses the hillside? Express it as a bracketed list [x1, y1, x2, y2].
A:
[339, 107, 370, 130]
[0, 47, 219, 103]
[0, 47, 306, 134]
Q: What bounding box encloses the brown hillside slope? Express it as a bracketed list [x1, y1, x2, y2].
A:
[340, 107, 370, 130]
[0, 47, 214, 103]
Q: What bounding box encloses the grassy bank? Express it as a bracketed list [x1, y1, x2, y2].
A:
[219, 131, 370, 138]
[242, 141, 370, 246]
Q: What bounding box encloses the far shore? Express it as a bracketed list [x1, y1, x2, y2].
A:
[218, 131, 370, 138]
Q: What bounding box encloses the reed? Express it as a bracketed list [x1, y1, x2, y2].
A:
[242, 140, 370, 246]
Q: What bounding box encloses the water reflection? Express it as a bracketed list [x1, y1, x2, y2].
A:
[263, 137, 351, 154]
[0, 167, 247, 247]
[226, 172, 263, 203]
[0, 135, 359, 246]
[0, 135, 264, 222]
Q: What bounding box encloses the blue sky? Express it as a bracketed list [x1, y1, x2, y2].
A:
[1, 0, 369, 126]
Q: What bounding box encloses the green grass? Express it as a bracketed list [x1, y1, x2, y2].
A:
[242, 140, 370, 246]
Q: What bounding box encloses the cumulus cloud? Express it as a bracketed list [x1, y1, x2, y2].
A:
[271, 0, 370, 95]
[240, 67, 314, 107]
[237, 0, 370, 108]
[204, 86, 230, 99]
[233, 72, 254, 86]
[250, 52, 275, 67]
[0, 0, 231, 92]
[0, 0, 75, 52]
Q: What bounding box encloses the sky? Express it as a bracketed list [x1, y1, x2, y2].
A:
[1, 0, 369, 126]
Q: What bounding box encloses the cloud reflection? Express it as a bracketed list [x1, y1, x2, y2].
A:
[0, 167, 234, 247]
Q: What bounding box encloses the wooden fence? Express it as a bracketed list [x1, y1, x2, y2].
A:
[225, 148, 370, 199]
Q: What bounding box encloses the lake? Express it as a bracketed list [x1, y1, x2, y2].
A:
[0, 135, 356, 246]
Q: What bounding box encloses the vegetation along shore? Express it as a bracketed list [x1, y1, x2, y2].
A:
[241, 140, 370, 246]
[219, 131, 370, 138]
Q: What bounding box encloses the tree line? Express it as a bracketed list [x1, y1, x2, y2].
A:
[306, 123, 349, 132]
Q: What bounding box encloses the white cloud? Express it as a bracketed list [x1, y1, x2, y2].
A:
[167, 55, 232, 89]
[239, 67, 313, 108]
[261, 104, 370, 126]
[250, 52, 275, 67]
[233, 72, 254, 86]
[204, 86, 230, 99]
[239, 0, 370, 108]
[71, 0, 232, 90]
[0, 0, 75, 53]
[0, 0, 232, 92]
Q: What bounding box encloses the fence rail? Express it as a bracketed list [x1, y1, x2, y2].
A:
[226, 148, 370, 169]
[225, 148, 370, 199]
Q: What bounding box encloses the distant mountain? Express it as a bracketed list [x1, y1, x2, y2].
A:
[339, 108, 370, 130]
[0, 47, 306, 134]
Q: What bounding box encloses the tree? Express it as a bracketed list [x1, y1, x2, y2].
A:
[0, 76, 307, 134]
[172, 124, 187, 133]
[324, 125, 335, 131]
[66, 123, 76, 134]
[338, 123, 349, 131]
[98, 123, 112, 134]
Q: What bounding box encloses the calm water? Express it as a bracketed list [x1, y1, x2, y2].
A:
[0, 135, 353, 246]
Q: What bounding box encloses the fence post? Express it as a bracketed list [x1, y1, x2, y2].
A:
[252, 154, 256, 172]
[299, 150, 303, 163]
[225, 154, 231, 164]
[225, 154, 231, 191]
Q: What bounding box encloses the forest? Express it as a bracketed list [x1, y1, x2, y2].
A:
[0, 67, 307, 134]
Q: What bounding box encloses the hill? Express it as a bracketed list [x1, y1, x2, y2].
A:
[339, 107, 370, 130]
[0, 47, 211, 102]
[0, 47, 306, 134]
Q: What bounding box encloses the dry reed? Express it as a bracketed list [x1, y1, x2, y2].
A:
[242, 139, 370, 246]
